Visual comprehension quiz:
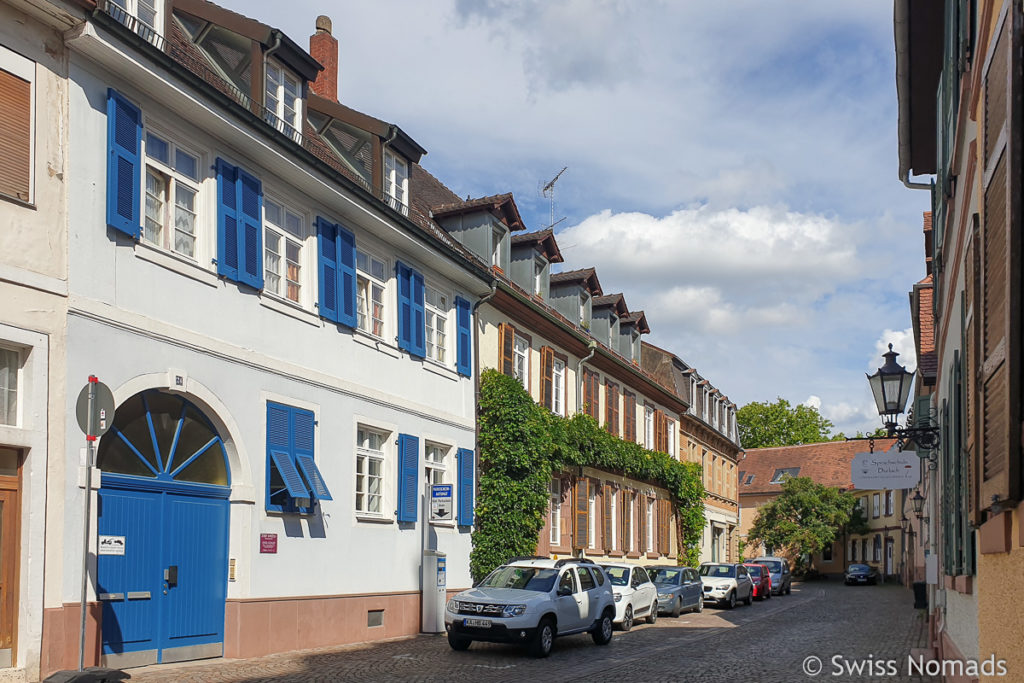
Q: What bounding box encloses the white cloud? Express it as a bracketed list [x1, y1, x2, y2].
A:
[804, 395, 822, 410]
[872, 328, 917, 374]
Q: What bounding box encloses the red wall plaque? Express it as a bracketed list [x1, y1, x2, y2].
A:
[260, 533, 278, 554]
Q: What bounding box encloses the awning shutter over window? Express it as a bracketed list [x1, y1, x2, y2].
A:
[270, 450, 308, 499]
[105, 89, 141, 237]
[296, 454, 332, 501]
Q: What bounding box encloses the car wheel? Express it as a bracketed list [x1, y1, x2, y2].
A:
[695, 596, 704, 613]
[620, 604, 634, 631]
[530, 618, 555, 658]
[591, 609, 614, 645]
[786, 584, 792, 595]
[671, 597, 682, 618]
[447, 631, 471, 651]
[744, 589, 753, 606]
[766, 588, 772, 599]
[647, 601, 658, 624]
[726, 591, 736, 609]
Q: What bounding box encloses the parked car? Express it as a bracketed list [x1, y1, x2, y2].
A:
[751, 556, 792, 595]
[699, 562, 754, 609]
[647, 566, 703, 617]
[744, 563, 772, 600]
[844, 563, 880, 585]
[444, 557, 615, 657]
[601, 563, 659, 630]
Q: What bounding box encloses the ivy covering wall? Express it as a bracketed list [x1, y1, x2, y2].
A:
[470, 369, 706, 582]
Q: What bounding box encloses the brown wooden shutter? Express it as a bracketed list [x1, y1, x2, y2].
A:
[574, 478, 589, 550]
[605, 381, 619, 435]
[620, 490, 629, 552]
[654, 410, 665, 452]
[978, 5, 1022, 508]
[498, 323, 515, 376]
[623, 391, 636, 442]
[638, 495, 647, 554]
[0, 68, 31, 203]
[540, 346, 554, 409]
[603, 484, 614, 551]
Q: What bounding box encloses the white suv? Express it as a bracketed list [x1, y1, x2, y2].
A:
[699, 562, 754, 609]
[445, 557, 616, 657]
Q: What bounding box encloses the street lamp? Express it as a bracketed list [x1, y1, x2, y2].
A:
[911, 490, 928, 524]
[900, 515, 910, 534]
[866, 344, 940, 450]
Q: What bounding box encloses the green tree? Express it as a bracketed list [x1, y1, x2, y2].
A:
[736, 397, 835, 448]
[747, 476, 857, 560]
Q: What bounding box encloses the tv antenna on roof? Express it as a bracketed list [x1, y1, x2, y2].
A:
[540, 166, 567, 230]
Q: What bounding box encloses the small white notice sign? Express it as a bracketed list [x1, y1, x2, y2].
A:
[98, 535, 126, 556]
[851, 446, 921, 490]
[430, 484, 453, 522]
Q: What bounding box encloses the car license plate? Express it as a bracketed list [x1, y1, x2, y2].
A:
[463, 618, 491, 628]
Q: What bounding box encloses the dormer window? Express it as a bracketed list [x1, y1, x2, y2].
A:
[534, 256, 546, 296]
[491, 226, 504, 269]
[265, 61, 301, 142]
[579, 292, 590, 327]
[384, 149, 409, 215]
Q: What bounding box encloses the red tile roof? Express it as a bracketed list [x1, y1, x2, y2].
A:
[511, 229, 564, 263]
[431, 193, 526, 231]
[739, 439, 900, 496]
[621, 310, 650, 334]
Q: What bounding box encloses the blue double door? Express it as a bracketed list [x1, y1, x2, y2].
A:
[97, 479, 229, 666]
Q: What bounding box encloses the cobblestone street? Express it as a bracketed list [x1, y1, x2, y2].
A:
[128, 581, 933, 683]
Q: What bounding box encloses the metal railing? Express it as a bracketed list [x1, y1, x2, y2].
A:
[101, 1, 165, 51]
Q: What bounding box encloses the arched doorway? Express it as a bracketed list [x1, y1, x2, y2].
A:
[96, 390, 230, 667]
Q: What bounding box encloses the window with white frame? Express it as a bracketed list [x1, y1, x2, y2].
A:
[884, 490, 894, 516]
[264, 60, 301, 141]
[534, 256, 545, 296]
[355, 426, 386, 516]
[873, 534, 882, 562]
[0, 346, 19, 427]
[588, 487, 597, 550]
[425, 442, 449, 486]
[142, 131, 201, 259]
[356, 250, 387, 337]
[579, 292, 589, 327]
[666, 418, 676, 458]
[872, 493, 880, 518]
[644, 406, 654, 449]
[549, 479, 561, 545]
[551, 358, 565, 416]
[384, 150, 409, 215]
[702, 387, 709, 421]
[689, 378, 696, 415]
[109, 0, 160, 37]
[626, 494, 634, 552]
[645, 498, 654, 552]
[491, 226, 504, 268]
[263, 198, 305, 304]
[424, 286, 448, 364]
[513, 336, 529, 389]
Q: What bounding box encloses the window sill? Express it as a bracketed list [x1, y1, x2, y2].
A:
[259, 293, 321, 327]
[353, 331, 402, 358]
[626, 552, 642, 559]
[424, 360, 458, 381]
[606, 550, 624, 558]
[356, 514, 394, 524]
[645, 552, 660, 560]
[430, 520, 456, 528]
[134, 241, 218, 288]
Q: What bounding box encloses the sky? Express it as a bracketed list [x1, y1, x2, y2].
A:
[216, 0, 930, 437]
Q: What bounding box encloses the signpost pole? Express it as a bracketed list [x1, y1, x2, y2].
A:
[78, 376, 98, 672]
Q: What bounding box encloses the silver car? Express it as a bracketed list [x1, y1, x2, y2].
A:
[647, 566, 703, 617]
[751, 556, 792, 595]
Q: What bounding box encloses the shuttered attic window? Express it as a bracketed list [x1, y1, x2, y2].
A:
[0, 53, 33, 204]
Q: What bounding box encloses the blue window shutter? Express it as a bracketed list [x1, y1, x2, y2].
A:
[270, 450, 309, 499]
[296, 455, 332, 501]
[236, 167, 264, 289]
[457, 448, 474, 527]
[317, 217, 339, 322]
[216, 158, 240, 280]
[336, 224, 358, 328]
[396, 433, 419, 522]
[106, 89, 141, 238]
[455, 296, 472, 377]
[292, 408, 331, 501]
[411, 269, 426, 358]
[396, 262, 413, 353]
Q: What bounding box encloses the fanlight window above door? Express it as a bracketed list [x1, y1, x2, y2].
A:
[98, 391, 229, 486]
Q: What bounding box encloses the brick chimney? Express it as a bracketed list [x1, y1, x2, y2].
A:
[309, 15, 338, 101]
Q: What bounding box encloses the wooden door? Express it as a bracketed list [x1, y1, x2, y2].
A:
[0, 485, 19, 667]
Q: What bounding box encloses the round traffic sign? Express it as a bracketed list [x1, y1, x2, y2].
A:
[76, 380, 116, 437]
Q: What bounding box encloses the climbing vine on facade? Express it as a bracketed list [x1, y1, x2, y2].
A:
[470, 369, 706, 582]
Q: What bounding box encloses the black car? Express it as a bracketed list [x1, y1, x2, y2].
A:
[844, 563, 879, 585]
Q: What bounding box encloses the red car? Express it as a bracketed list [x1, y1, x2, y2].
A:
[744, 563, 772, 600]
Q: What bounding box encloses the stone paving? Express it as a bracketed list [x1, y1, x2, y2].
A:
[128, 581, 934, 683]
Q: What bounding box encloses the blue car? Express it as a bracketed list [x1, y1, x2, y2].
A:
[647, 566, 703, 617]
[844, 563, 879, 585]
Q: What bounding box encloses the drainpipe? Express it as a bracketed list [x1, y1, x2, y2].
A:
[902, 172, 932, 191]
[575, 340, 598, 413]
[262, 31, 283, 111]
